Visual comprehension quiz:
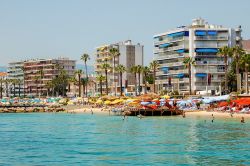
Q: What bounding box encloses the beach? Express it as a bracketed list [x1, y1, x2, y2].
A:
[63, 105, 110, 115]
[186, 110, 250, 119]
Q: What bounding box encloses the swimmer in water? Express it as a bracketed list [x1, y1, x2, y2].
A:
[241, 117, 245, 123]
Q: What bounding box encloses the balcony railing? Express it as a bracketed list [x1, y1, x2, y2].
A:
[195, 68, 225, 73]
[154, 36, 185, 46]
[194, 36, 228, 41]
[195, 61, 225, 65]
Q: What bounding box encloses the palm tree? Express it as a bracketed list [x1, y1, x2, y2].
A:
[96, 75, 105, 96]
[130, 66, 138, 96]
[217, 46, 232, 92]
[75, 70, 83, 97]
[109, 48, 120, 96]
[115, 64, 126, 96]
[149, 60, 160, 94]
[231, 45, 245, 92]
[67, 77, 76, 94]
[37, 69, 44, 96]
[81, 53, 90, 97]
[33, 76, 40, 97]
[101, 63, 111, 95]
[239, 53, 250, 93]
[45, 81, 53, 97]
[20, 66, 26, 97]
[183, 57, 195, 95]
[5, 79, 10, 97]
[142, 66, 150, 94]
[137, 65, 143, 96]
[17, 79, 22, 97]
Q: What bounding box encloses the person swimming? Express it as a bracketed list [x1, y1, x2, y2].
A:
[241, 117, 245, 123]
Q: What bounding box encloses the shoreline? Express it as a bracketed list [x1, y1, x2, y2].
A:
[185, 110, 250, 119]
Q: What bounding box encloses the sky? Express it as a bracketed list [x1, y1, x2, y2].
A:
[0, 0, 250, 66]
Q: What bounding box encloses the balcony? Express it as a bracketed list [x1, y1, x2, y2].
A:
[154, 36, 185, 46]
[155, 54, 184, 60]
[159, 61, 184, 67]
[154, 45, 185, 53]
[195, 68, 225, 73]
[194, 36, 228, 41]
[195, 61, 224, 65]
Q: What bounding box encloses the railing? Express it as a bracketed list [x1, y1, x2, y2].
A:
[154, 36, 185, 46]
[195, 68, 225, 73]
[195, 61, 224, 65]
[154, 45, 185, 53]
[194, 36, 228, 41]
[155, 54, 183, 60]
[159, 61, 184, 67]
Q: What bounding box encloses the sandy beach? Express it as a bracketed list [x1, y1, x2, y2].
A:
[185, 110, 250, 119]
[64, 105, 110, 115]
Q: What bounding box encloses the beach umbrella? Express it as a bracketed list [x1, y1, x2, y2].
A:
[161, 95, 170, 99]
[104, 100, 111, 105]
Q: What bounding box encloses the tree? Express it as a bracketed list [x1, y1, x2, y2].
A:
[149, 60, 160, 94]
[130, 66, 138, 96]
[45, 81, 53, 97]
[96, 75, 105, 96]
[75, 70, 83, 97]
[217, 46, 233, 92]
[183, 57, 195, 95]
[142, 66, 151, 94]
[37, 69, 44, 96]
[5, 79, 10, 97]
[17, 79, 22, 97]
[109, 48, 120, 96]
[33, 76, 40, 97]
[231, 45, 245, 92]
[67, 77, 77, 94]
[137, 65, 143, 96]
[101, 63, 111, 95]
[115, 64, 126, 96]
[81, 53, 90, 97]
[239, 53, 250, 93]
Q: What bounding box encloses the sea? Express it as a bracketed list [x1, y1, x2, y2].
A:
[0, 113, 249, 165]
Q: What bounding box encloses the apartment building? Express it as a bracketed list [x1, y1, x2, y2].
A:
[24, 58, 76, 96]
[154, 18, 242, 94]
[95, 40, 144, 95]
[7, 61, 24, 96]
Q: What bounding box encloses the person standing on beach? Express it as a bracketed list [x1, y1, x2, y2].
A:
[211, 114, 215, 123]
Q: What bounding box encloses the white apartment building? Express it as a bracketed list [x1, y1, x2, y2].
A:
[7, 61, 24, 96]
[95, 40, 144, 95]
[154, 18, 242, 94]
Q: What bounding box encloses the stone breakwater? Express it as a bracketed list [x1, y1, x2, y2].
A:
[0, 106, 65, 113]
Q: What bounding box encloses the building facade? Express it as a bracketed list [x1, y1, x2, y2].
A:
[95, 40, 144, 95]
[154, 18, 242, 94]
[7, 61, 24, 96]
[24, 58, 76, 96]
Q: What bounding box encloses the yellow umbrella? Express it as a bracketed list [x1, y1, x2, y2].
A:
[96, 100, 103, 104]
[104, 100, 111, 105]
[161, 95, 170, 99]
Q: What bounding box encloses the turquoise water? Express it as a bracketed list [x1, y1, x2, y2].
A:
[0, 113, 249, 166]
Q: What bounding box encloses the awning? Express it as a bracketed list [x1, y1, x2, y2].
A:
[176, 73, 184, 78]
[167, 31, 185, 37]
[195, 48, 218, 53]
[159, 43, 170, 48]
[195, 30, 206, 36]
[207, 30, 217, 36]
[196, 73, 207, 77]
[176, 49, 185, 53]
[161, 67, 169, 71]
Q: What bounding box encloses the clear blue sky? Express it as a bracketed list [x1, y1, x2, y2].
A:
[0, 0, 250, 66]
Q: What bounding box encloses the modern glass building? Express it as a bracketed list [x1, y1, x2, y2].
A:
[154, 18, 242, 94]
